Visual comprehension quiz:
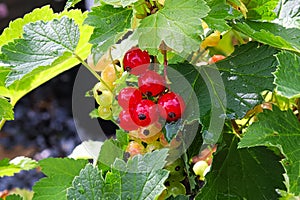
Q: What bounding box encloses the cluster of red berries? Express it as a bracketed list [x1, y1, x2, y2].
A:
[117, 47, 186, 131]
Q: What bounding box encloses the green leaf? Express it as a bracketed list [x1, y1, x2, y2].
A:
[167, 195, 189, 200]
[243, 0, 278, 20]
[274, 51, 300, 99]
[136, 0, 210, 53]
[116, 129, 129, 150]
[238, 106, 300, 195]
[84, 5, 133, 61]
[0, 8, 92, 106]
[163, 119, 184, 143]
[65, 0, 83, 9]
[0, 97, 13, 120]
[32, 158, 88, 200]
[67, 149, 169, 199]
[67, 164, 104, 199]
[0, 17, 79, 86]
[89, 108, 100, 119]
[170, 42, 277, 122]
[0, 6, 56, 48]
[97, 139, 123, 172]
[203, 0, 241, 32]
[3, 195, 22, 200]
[102, 0, 139, 7]
[215, 42, 278, 118]
[0, 156, 37, 177]
[196, 133, 286, 199]
[231, 20, 300, 53]
[274, 0, 300, 28]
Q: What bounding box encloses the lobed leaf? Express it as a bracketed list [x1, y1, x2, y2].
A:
[196, 133, 286, 199]
[0, 17, 79, 86]
[136, 0, 209, 54]
[170, 42, 278, 125]
[67, 149, 169, 200]
[84, 5, 133, 62]
[274, 51, 300, 99]
[204, 0, 241, 32]
[0, 8, 92, 106]
[238, 106, 300, 195]
[32, 158, 88, 200]
[215, 42, 278, 118]
[231, 20, 300, 53]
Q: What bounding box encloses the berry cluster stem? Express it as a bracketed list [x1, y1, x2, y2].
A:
[109, 47, 121, 78]
[160, 42, 171, 88]
[0, 118, 6, 130]
[74, 53, 113, 92]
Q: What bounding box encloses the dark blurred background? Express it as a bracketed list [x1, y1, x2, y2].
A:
[0, 0, 87, 190]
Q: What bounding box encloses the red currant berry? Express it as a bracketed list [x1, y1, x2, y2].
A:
[208, 55, 226, 64]
[130, 99, 158, 127]
[123, 47, 150, 75]
[118, 87, 142, 110]
[138, 70, 165, 97]
[118, 110, 139, 131]
[158, 92, 185, 122]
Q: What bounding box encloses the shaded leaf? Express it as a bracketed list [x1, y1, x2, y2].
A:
[215, 42, 278, 118]
[239, 106, 300, 195]
[167, 195, 189, 200]
[231, 20, 300, 53]
[196, 133, 286, 199]
[84, 5, 133, 61]
[0, 97, 13, 120]
[169, 42, 278, 144]
[136, 0, 209, 54]
[274, 51, 300, 99]
[204, 0, 241, 32]
[32, 158, 88, 200]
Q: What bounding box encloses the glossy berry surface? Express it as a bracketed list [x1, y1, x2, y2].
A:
[125, 141, 145, 158]
[118, 87, 142, 110]
[101, 64, 121, 87]
[123, 47, 150, 75]
[118, 110, 139, 131]
[138, 70, 165, 97]
[98, 105, 112, 120]
[138, 122, 162, 143]
[130, 99, 158, 127]
[158, 92, 185, 122]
